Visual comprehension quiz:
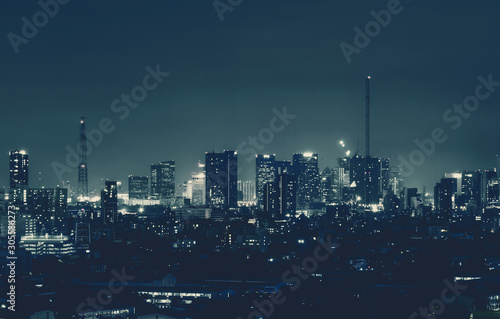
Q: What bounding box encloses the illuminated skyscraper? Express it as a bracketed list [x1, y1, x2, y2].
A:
[129, 176, 149, 200]
[434, 177, 455, 220]
[337, 157, 351, 202]
[293, 153, 320, 210]
[320, 167, 335, 203]
[479, 169, 498, 208]
[380, 158, 390, 192]
[205, 150, 238, 210]
[9, 150, 29, 188]
[191, 163, 206, 206]
[238, 180, 255, 202]
[350, 155, 381, 205]
[101, 181, 118, 224]
[275, 170, 296, 218]
[151, 161, 176, 199]
[27, 187, 68, 235]
[256, 155, 276, 208]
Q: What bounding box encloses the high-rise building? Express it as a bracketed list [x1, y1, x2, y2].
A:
[462, 171, 479, 205]
[28, 188, 55, 215]
[256, 155, 276, 207]
[293, 153, 320, 210]
[129, 176, 149, 200]
[380, 158, 390, 192]
[337, 157, 351, 202]
[320, 167, 335, 203]
[238, 180, 255, 202]
[151, 161, 176, 200]
[479, 169, 498, 208]
[20, 187, 68, 235]
[205, 151, 238, 210]
[349, 155, 381, 205]
[9, 187, 29, 207]
[101, 181, 118, 224]
[434, 177, 455, 219]
[191, 163, 206, 206]
[275, 170, 296, 218]
[263, 166, 297, 219]
[9, 150, 29, 188]
[402, 187, 419, 210]
[389, 166, 404, 197]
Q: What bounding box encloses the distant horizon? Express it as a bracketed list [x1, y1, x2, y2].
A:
[2, 143, 498, 196]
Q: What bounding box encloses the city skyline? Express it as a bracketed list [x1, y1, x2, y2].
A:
[2, 1, 500, 318]
[1, 142, 500, 196]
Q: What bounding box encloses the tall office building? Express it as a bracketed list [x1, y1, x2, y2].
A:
[54, 187, 68, 217]
[349, 155, 381, 205]
[380, 158, 390, 192]
[320, 167, 335, 203]
[191, 166, 206, 207]
[238, 180, 255, 202]
[337, 157, 351, 202]
[151, 161, 176, 199]
[293, 153, 320, 210]
[9, 150, 29, 188]
[23, 187, 68, 235]
[462, 171, 479, 205]
[129, 176, 149, 200]
[101, 181, 118, 224]
[205, 150, 238, 210]
[256, 155, 276, 207]
[263, 167, 297, 219]
[479, 169, 498, 208]
[402, 187, 419, 210]
[389, 166, 404, 196]
[9, 187, 29, 207]
[434, 177, 455, 219]
[275, 170, 296, 218]
[28, 188, 55, 215]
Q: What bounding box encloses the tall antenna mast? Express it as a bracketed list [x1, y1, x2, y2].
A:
[366, 76, 370, 158]
[365, 76, 371, 205]
[78, 117, 88, 200]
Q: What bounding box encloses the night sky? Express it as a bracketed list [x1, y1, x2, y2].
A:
[1, 0, 499, 193]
